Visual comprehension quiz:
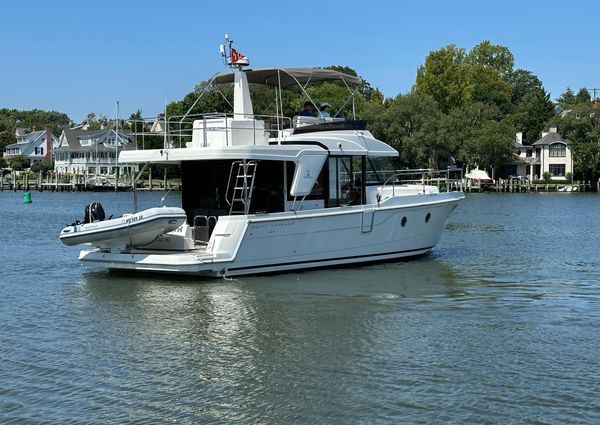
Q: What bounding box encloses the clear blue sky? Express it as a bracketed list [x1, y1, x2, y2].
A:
[1, 0, 598, 122]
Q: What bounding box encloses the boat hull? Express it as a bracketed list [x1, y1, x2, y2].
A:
[77, 192, 463, 277]
[60, 207, 187, 248]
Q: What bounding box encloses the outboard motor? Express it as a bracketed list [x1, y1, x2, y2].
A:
[84, 202, 106, 223]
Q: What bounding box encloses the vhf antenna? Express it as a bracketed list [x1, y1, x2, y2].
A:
[219, 33, 248, 69]
[220, 33, 233, 68]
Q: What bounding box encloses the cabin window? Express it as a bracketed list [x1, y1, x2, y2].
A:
[549, 164, 565, 177]
[325, 156, 365, 207]
[549, 143, 566, 157]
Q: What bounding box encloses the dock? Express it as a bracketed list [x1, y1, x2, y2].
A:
[1, 171, 180, 192]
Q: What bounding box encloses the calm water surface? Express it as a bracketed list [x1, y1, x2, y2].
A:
[1, 191, 599, 424]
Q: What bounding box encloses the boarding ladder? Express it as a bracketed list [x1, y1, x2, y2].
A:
[226, 160, 257, 215]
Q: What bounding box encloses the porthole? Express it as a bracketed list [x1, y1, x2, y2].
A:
[401, 216, 407, 227]
[425, 212, 431, 223]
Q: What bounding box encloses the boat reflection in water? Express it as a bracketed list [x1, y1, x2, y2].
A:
[73, 258, 462, 421]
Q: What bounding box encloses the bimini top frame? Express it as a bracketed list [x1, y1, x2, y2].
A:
[212, 67, 362, 88]
[180, 67, 363, 130]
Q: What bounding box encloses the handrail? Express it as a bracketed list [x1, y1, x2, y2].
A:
[125, 112, 293, 149]
[380, 167, 464, 197]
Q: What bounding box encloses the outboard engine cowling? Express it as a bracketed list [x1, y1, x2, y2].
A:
[84, 202, 106, 223]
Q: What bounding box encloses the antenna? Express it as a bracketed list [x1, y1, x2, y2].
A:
[220, 33, 249, 69]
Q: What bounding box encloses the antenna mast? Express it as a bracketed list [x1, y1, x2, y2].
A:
[220, 33, 249, 69]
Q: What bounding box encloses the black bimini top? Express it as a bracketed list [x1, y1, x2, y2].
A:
[212, 67, 362, 89]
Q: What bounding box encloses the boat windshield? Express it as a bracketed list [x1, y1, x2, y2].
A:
[365, 157, 400, 184]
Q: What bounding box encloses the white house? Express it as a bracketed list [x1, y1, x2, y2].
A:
[532, 127, 573, 180]
[504, 127, 573, 180]
[54, 127, 139, 176]
[3, 127, 59, 166]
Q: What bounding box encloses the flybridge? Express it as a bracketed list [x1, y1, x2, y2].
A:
[122, 35, 368, 152]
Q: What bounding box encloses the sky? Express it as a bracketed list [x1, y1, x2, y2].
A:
[1, 0, 598, 122]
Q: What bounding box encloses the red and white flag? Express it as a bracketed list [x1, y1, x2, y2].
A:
[231, 48, 246, 64]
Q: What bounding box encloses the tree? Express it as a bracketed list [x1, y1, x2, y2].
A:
[31, 160, 54, 175]
[325, 65, 373, 99]
[167, 80, 232, 118]
[575, 88, 592, 105]
[556, 88, 577, 109]
[463, 120, 515, 173]
[9, 155, 28, 170]
[464, 64, 512, 113]
[466, 40, 515, 77]
[363, 92, 445, 168]
[437, 102, 503, 165]
[0, 118, 15, 154]
[542, 171, 552, 183]
[509, 89, 555, 144]
[414, 44, 468, 112]
[508, 69, 544, 105]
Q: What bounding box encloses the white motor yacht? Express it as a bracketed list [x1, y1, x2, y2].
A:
[61, 37, 464, 277]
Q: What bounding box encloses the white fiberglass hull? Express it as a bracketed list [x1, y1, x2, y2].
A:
[60, 207, 187, 248]
[77, 192, 463, 277]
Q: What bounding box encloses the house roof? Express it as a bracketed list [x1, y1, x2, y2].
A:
[55, 128, 134, 153]
[16, 130, 45, 143]
[4, 130, 58, 156]
[532, 132, 572, 146]
[513, 141, 533, 150]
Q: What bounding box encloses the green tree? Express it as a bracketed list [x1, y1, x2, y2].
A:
[575, 88, 592, 105]
[463, 119, 515, 173]
[0, 118, 15, 154]
[556, 88, 577, 109]
[9, 155, 28, 170]
[542, 171, 552, 183]
[123, 109, 144, 131]
[509, 89, 555, 144]
[464, 64, 512, 113]
[325, 65, 373, 99]
[167, 80, 232, 118]
[30, 160, 54, 175]
[438, 101, 503, 165]
[363, 92, 444, 168]
[414, 44, 468, 112]
[508, 69, 544, 105]
[467, 40, 515, 77]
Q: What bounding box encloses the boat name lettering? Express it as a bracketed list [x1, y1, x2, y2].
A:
[123, 214, 143, 224]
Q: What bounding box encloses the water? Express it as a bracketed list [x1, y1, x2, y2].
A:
[1, 191, 600, 424]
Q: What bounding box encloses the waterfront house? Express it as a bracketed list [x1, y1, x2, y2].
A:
[3, 127, 59, 166]
[503, 131, 535, 179]
[532, 127, 573, 180]
[503, 128, 573, 180]
[54, 127, 139, 176]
